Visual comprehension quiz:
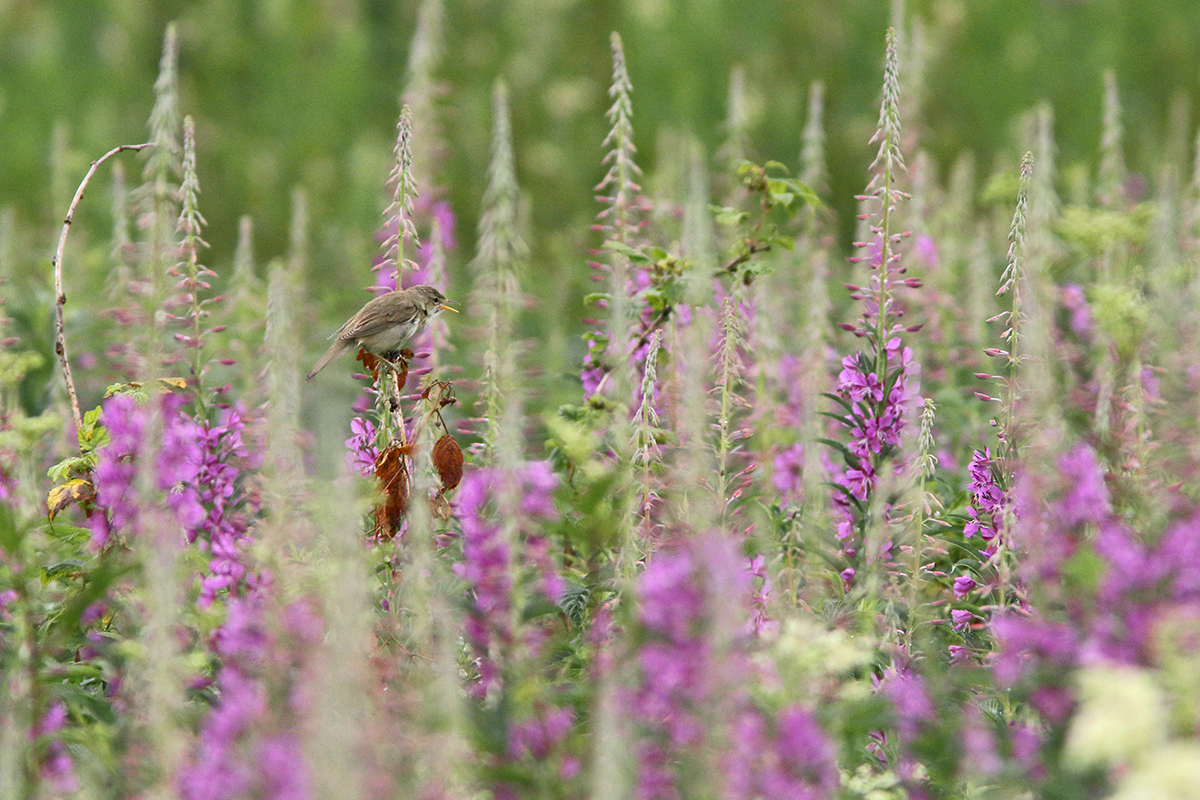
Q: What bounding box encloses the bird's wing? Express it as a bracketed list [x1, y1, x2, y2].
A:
[340, 293, 416, 340]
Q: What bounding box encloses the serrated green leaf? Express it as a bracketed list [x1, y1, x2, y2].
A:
[43, 523, 92, 543]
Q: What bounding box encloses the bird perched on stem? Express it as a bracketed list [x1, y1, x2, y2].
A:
[306, 284, 456, 380]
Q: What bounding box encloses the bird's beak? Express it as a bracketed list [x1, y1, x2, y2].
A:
[439, 303, 458, 313]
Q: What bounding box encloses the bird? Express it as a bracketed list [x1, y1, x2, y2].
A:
[306, 284, 456, 380]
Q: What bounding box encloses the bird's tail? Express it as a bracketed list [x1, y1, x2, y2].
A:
[305, 339, 352, 381]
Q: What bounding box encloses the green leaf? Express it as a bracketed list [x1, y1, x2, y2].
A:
[42, 523, 92, 544]
[821, 391, 858, 417]
[823, 480, 865, 515]
[817, 438, 862, 469]
[44, 559, 90, 581]
[48, 455, 94, 484]
[712, 206, 748, 226]
[768, 234, 796, 251]
[600, 240, 653, 264]
[819, 410, 858, 427]
[52, 680, 117, 724]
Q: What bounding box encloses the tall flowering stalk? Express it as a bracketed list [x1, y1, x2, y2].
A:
[712, 297, 754, 531]
[349, 107, 427, 526]
[956, 154, 1039, 625]
[598, 32, 640, 248]
[631, 537, 742, 798]
[135, 24, 183, 332]
[87, 391, 257, 605]
[165, 116, 259, 606]
[377, 105, 420, 292]
[401, 0, 444, 190]
[632, 330, 665, 538]
[992, 153, 1033, 463]
[179, 597, 319, 800]
[165, 117, 222, 408]
[582, 31, 649, 402]
[1096, 71, 1126, 213]
[971, 154, 1033, 548]
[791, 83, 833, 523]
[474, 81, 528, 461]
[830, 28, 921, 585]
[629, 534, 839, 798]
[453, 464, 560, 700]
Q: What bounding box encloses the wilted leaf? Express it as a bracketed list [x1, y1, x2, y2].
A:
[374, 444, 410, 538]
[432, 434, 463, 492]
[47, 478, 95, 521]
[431, 492, 453, 521]
[358, 348, 379, 374]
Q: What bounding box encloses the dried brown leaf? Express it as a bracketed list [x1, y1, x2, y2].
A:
[432, 434, 463, 492]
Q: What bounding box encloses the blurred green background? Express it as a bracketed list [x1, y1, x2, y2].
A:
[1, 0, 1198, 422]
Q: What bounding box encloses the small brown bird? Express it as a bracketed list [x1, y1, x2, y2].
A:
[306, 284, 456, 380]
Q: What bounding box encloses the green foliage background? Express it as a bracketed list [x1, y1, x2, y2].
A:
[2, 0, 1198, 412]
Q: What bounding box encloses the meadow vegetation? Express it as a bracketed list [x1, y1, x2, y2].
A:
[3, 4, 1200, 799]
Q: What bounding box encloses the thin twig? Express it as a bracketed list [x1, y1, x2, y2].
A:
[53, 142, 154, 437]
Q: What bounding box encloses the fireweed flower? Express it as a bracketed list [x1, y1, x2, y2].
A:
[768, 354, 806, 505]
[502, 704, 579, 787]
[632, 543, 718, 797]
[746, 553, 776, 636]
[1053, 444, 1110, 530]
[770, 442, 804, 505]
[724, 705, 838, 800]
[1061, 284, 1093, 337]
[89, 393, 145, 549]
[88, 392, 257, 606]
[830, 30, 922, 576]
[1081, 507, 1200, 664]
[965, 448, 1004, 548]
[951, 608, 975, 630]
[180, 597, 316, 800]
[990, 614, 1078, 688]
[632, 535, 837, 798]
[194, 406, 257, 607]
[32, 702, 79, 794]
[345, 417, 379, 476]
[453, 462, 560, 697]
[878, 664, 936, 743]
[159, 392, 206, 530]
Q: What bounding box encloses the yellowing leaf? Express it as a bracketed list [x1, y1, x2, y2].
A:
[47, 479, 94, 521]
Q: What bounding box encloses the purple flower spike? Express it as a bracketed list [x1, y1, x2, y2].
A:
[90, 394, 145, 548]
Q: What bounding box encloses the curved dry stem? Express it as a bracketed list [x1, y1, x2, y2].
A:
[52, 142, 154, 437]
